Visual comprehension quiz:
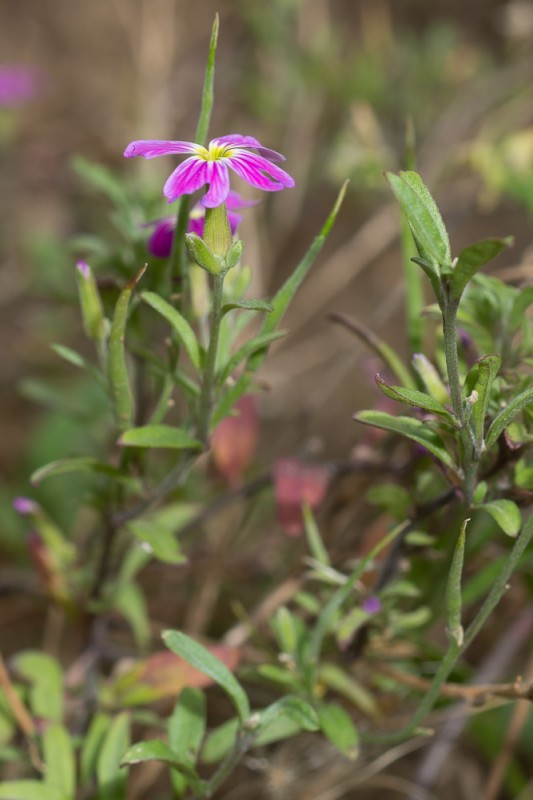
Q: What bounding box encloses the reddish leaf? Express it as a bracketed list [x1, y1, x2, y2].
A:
[273, 458, 331, 537]
[211, 395, 259, 486]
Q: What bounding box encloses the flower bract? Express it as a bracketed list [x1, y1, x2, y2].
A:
[124, 133, 295, 206]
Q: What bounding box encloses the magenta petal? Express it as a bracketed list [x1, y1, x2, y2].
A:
[188, 216, 205, 237]
[163, 157, 208, 203]
[213, 134, 285, 162]
[202, 162, 230, 208]
[227, 211, 243, 234]
[124, 139, 198, 159]
[226, 190, 260, 210]
[228, 152, 295, 192]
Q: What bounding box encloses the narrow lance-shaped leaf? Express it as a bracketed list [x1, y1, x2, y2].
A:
[217, 331, 286, 385]
[168, 687, 206, 798]
[119, 425, 202, 451]
[120, 739, 204, 796]
[96, 712, 130, 800]
[485, 386, 533, 450]
[0, 782, 57, 800]
[375, 375, 458, 426]
[42, 723, 76, 799]
[162, 631, 250, 722]
[387, 171, 451, 272]
[142, 291, 201, 370]
[317, 703, 359, 760]
[465, 354, 501, 449]
[221, 299, 273, 317]
[446, 519, 468, 646]
[247, 181, 348, 372]
[31, 457, 134, 488]
[354, 410, 457, 471]
[509, 286, 533, 333]
[451, 238, 512, 301]
[412, 353, 450, 406]
[108, 266, 146, 431]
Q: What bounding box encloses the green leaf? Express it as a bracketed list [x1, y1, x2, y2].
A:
[318, 663, 380, 720]
[354, 410, 456, 470]
[387, 171, 450, 272]
[13, 652, 63, 722]
[109, 268, 145, 432]
[375, 376, 457, 426]
[51, 343, 102, 378]
[477, 500, 522, 538]
[168, 688, 206, 797]
[465, 355, 501, 448]
[42, 722, 75, 799]
[446, 519, 468, 646]
[162, 631, 250, 722]
[80, 712, 111, 786]
[72, 155, 128, 206]
[317, 703, 359, 760]
[194, 13, 218, 146]
[96, 712, 130, 800]
[248, 181, 348, 372]
[142, 291, 201, 370]
[257, 695, 319, 733]
[485, 387, 533, 449]
[121, 739, 203, 795]
[201, 719, 239, 764]
[0, 782, 57, 800]
[221, 298, 273, 317]
[510, 286, 533, 332]
[302, 502, 330, 566]
[451, 238, 511, 301]
[127, 520, 186, 565]
[118, 425, 202, 450]
[30, 457, 132, 488]
[217, 331, 286, 385]
[112, 582, 151, 649]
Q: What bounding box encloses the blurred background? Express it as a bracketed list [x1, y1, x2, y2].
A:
[1, 1, 533, 795]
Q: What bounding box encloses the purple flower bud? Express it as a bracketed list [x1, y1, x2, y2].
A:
[13, 496, 38, 515]
[76, 260, 91, 279]
[0, 65, 41, 107]
[362, 595, 381, 615]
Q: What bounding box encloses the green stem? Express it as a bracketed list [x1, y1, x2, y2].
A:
[197, 272, 225, 445]
[363, 509, 533, 744]
[200, 731, 256, 799]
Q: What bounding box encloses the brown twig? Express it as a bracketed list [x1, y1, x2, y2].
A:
[0, 653, 43, 772]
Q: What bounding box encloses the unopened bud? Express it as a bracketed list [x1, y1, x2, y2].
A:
[76, 260, 107, 342]
[185, 232, 222, 275]
[225, 239, 244, 270]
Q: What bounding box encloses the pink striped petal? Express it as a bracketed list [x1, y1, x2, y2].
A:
[212, 134, 285, 162]
[124, 139, 199, 159]
[226, 190, 260, 210]
[202, 161, 230, 208]
[227, 152, 295, 192]
[163, 157, 208, 203]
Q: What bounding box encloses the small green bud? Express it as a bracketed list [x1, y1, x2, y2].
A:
[225, 239, 244, 270]
[185, 232, 223, 275]
[76, 260, 107, 342]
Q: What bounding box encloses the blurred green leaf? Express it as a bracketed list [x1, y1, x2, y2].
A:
[317, 703, 359, 760]
[201, 719, 239, 764]
[72, 155, 128, 206]
[318, 663, 380, 720]
[13, 652, 63, 722]
[168, 688, 206, 798]
[42, 722, 75, 799]
[446, 519, 468, 646]
[118, 425, 202, 450]
[477, 500, 521, 538]
[142, 291, 201, 370]
[96, 712, 130, 800]
[412, 353, 450, 405]
[31, 457, 134, 488]
[128, 519, 186, 565]
[80, 712, 111, 786]
[108, 271, 143, 432]
[0, 782, 57, 800]
[258, 696, 319, 733]
[112, 582, 151, 649]
[465, 354, 501, 447]
[302, 502, 330, 566]
[217, 331, 286, 385]
[162, 631, 250, 722]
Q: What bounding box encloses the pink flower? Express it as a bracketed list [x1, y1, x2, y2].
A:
[124, 134, 295, 206]
[273, 459, 331, 537]
[147, 191, 258, 259]
[0, 66, 41, 107]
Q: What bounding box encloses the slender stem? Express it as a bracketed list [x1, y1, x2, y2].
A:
[201, 731, 256, 799]
[197, 272, 225, 445]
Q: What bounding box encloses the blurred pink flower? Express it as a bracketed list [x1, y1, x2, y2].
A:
[273, 459, 331, 537]
[0, 66, 40, 107]
[147, 191, 257, 259]
[211, 395, 259, 486]
[124, 134, 294, 206]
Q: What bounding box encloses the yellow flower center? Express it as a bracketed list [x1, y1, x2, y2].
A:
[195, 143, 231, 161]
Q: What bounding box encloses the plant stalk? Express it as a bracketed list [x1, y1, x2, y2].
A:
[197, 271, 225, 445]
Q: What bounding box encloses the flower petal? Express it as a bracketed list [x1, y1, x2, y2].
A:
[226, 189, 260, 210]
[163, 157, 208, 203]
[124, 139, 199, 159]
[212, 134, 286, 162]
[227, 211, 243, 235]
[227, 151, 295, 192]
[202, 161, 230, 208]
